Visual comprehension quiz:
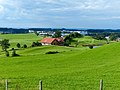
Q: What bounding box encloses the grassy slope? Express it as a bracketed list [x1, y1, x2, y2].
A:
[74, 36, 106, 44]
[0, 46, 88, 89]
[0, 34, 120, 89]
[0, 43, 120, 90]
[0, 33, 42, 49]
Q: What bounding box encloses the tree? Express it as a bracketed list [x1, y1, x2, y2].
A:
[89, 45, 93, 49]
[64, 39, 71, 46]
[53, 30, 61, 38]
[31, 41, 42, 47]
[16, 43, 21, 48]
[109, 33, 119, 41]
[73, 32, 83, 38]
[64, 35, 72, 42]
[92, 34, 106, 40]
[34, 31, 39, 36]
[12, 50, 19, 57]
[64, 35, 73, 46]
[23, 44, 27, 48]
[0, 39, 10, 51]
[36, 41, 42, 46]
[31, 42, 36, 47]
[70, 32, 83, 38]
[5, 51, 9, 57]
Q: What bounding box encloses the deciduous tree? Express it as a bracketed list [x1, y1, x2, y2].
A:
[0, 39, 10, 51]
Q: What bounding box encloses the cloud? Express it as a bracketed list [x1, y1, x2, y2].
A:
[0, 0, 119, 28]
[0, 5, 4, 13]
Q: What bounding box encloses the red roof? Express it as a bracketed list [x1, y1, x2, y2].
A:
[40, 37, 64, 44]
[56, 38, 64, 42]
[40, 38, 56, 44]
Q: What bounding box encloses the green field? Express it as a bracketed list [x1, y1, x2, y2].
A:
[0, 34, 119, 90]
[0, 33, 42, 49]
[74, 36, 106, 45]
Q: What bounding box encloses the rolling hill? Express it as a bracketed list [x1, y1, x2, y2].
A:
[0, 34, 119, 89]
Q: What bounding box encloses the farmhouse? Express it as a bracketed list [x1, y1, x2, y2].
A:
[40, 37, 64, 45]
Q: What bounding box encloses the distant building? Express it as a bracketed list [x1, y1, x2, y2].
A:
[116, 38, 120, 41]
[105, 36, 110, 40]
[29, 30, 34, 33]
[40, 37, 64, 46]
[61, 30, 88, 36]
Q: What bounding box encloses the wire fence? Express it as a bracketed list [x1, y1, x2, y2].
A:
[0, 79, 42, 90]
[0, 79, 103, 90]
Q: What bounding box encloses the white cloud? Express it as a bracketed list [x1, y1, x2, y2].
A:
[0, 5, 4, 13]
[75, 0, 109, 10]
[41, 0, 58, 3]
[0, 0, 119, 28]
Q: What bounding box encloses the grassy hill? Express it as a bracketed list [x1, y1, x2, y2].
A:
[0, 33, 42, 49]
[0, 34, 119, 89]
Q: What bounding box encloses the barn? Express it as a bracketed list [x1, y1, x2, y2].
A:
[40, 38, 64, 46]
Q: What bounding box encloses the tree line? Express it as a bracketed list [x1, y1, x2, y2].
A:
[92, 32, 120, 41]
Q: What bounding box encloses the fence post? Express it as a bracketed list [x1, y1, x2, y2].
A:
[100, 79, 103, 90]
[6, 79, 8, 90]
[39, 80, 42, 90]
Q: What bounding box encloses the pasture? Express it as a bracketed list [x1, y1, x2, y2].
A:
[0, 33, 119, 90]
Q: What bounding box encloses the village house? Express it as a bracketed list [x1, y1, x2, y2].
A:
[40, 37, 64, 46]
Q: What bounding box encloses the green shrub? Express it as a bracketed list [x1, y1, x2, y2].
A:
[0, 39, 10, 51]
[31, 42, 42, 47]
[12, 48, 14, 50]
[5, 51, 9, 57]
[89, 45, 93, 49]
[45, 51, 59, 54]
[16, 43, 21, 48]
[23, 44, 27, 48]
[12, 50, 19, 57]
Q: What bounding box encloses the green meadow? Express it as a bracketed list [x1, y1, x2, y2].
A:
[0, 33, 119, 89]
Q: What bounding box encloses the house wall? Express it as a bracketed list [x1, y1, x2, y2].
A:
[41, 43, 51, 45]
[51, 40, 59, 45]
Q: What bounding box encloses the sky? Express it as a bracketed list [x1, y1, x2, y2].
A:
[0, 0, 120, 29]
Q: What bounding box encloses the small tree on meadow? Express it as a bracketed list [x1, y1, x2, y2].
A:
[17, 43, 21, 48]
[23, 44, 27, 48]
[5, 51, 9, 57]
[0, 39, 10, 51]
[12, 50, 19, 57]
[89, 45, 93, 49]
[36, 41, 42, 46]
[31, 42, 36, 47]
